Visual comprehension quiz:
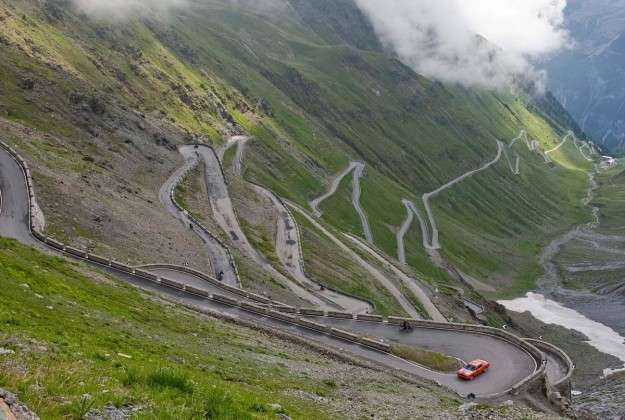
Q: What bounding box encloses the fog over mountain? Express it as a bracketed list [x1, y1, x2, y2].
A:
[354, 0, 569, 90]
[71, 0, 188, 19]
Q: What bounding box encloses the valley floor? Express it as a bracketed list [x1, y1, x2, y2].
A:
[501, 161, 625, 418]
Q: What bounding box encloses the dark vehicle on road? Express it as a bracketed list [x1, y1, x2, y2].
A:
[457, 359, 490, 380]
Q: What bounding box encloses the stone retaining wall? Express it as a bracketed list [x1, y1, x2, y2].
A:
[525, 339, 574, 389]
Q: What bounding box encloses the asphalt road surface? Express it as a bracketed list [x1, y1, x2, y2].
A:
[221, 136, 373, 313]
[187, 144, 327, 307]
[0, 144, 570, 398]
[158, 150, 237, 286]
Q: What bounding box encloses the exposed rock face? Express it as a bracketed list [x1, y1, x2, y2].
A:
[547, 0, 625, 152]
[84, 403, 142, 420]
[0, 389, 39, 420]
[572, 373, 625, 419]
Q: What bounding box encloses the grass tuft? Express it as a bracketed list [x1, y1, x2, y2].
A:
[146, 367, 194, 394]
[390, 344, 461, 373]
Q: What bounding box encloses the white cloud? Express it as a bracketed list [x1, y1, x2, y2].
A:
[354, 0, 570, 90]
[71, 0, 188, 20]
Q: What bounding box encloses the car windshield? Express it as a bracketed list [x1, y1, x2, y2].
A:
[463, 364, 477, 371]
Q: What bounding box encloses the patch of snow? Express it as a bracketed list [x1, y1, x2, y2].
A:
[499, 292, 625, 374]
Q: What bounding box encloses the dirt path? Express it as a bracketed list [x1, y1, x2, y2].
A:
[344, 233, 446, 322]
[289, 202, 423, 319]
[351, 162, 374, 244]
[192, 144, 327, 307]
[396, 199, 415, 265]
[221, 137, 373, 313]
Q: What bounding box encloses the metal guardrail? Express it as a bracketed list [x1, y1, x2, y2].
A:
[245, 180, 378, 312]
[0, 139, 555, 400]
[166, 154, 242, 286]
[524, 338, 575, 388]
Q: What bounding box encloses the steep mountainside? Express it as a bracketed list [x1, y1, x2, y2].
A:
[547, 0, 625, 152]
[0, 0, 598, 417]
[0, 0, 592, 309]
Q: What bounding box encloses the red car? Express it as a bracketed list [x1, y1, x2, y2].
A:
[457, 359, 490, 380]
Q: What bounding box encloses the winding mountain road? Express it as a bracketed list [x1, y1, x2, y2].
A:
[158, 150, 237, 286]
[186, 144, 327, 307]
[309, 161, 374, 244]
[545, 131, 594, 162]
[351, 163, 374, 244]
[415, 130, 594, 253]
[422, 141, 505, 250]
[289, 201, 423, 319]
[397, 199, 415, 265]
[0, 141, 572, 400]
[309, 162, 359, 218]
[344, 233, 446, 322]
[219, 136, 373, 313]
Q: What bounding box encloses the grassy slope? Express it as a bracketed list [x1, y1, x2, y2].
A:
[594, 160, 625, 233]
[170, 2, 592, 296]
[0, 238, 334, 418]
[0, 0, 592, 302]
[390, 344, 461, 373]
[292, 211, 407, 316]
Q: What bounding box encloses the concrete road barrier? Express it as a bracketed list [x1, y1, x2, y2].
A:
[220, 284, 248, 298]
[240, 302, 268, 315]
[359, 337, 391, 352]
[87, 254, 111, 266]
[134, 269, 159, 282]
[387, 316, 415, 325]
[330, 327, 360, 342]
[211, 293, 239, 306]
[299, 308, 325, 317]
[32, 229, 45, 241]
[273, 305, 297, 314]
[185, 286, 210, 298]
[327, 311, 354, 320]
[247, 293, 272, 304]
[294, 318, 329, 333]
[267, 310, 298, 323]
[160, 278, 185, 290]
[110, 261, 134, 274]
[65, 246, 88, 259]
[525, 339, 574, 390]
[355, 314, 384, 322]
[45, 237, 65, 251]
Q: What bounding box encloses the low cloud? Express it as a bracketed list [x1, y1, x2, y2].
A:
[71, 0, 188, 20]
[354, 0, 570, 91]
